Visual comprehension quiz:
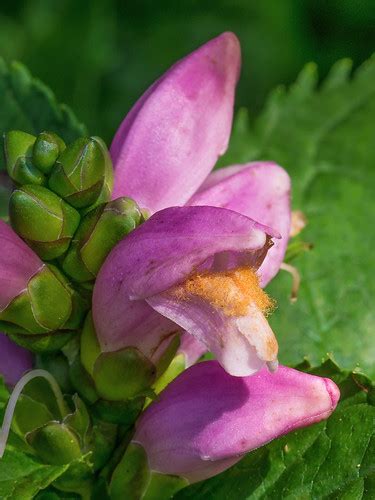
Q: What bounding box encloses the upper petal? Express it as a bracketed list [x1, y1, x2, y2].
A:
[133, 361, 340, 483]
[189, 162, 291, 286]
[110, 32, 241, 213]
[93, 206, 277, 352]
[0, 221, 43, 311]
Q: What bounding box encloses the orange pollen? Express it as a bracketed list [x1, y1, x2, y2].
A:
[172, 267, 275, 317]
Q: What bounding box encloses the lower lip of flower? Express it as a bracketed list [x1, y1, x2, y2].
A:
[171, 266, 279, 368]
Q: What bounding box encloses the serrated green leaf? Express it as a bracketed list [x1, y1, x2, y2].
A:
[218, 56, 375, 376]
[175, 362, 375, 499]
[0, 449, 69, 499]
[0, 58, 86, 172]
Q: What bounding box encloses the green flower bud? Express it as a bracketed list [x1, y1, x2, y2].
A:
[32, 131, 66, 174]
[62, 197, 142, 282]
[9, 185, 80, 260]
[11, 394, 54, 439]
[110, 443, 150, 500]
[27, 422, 82, 464]
[93, 348, 156, 401]
[90, 421, 118, 471]
[47, 264, 90, 330]
[63, 394, 90, 448]
[48, 136, 112, 209]
[109, 443, 187, 500]
[92, 397, 144, 426]
[69, 356, 100, 404]
[3, 130, 46, 186]
[9, 331, 75, 353]
[80, 312, 101, 376]
[85, 135, 114, 211]
[0, 265, 72, 336]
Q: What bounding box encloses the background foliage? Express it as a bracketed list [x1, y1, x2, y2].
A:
[0, 0, 374, 142]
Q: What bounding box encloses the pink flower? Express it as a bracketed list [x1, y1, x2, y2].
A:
[133, 361, 340, 483]
[93, 33, 291, 376]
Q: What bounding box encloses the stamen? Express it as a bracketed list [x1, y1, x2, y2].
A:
[267, 359, 279, 372]
[173, 267, 275, 317]
[280, 262, 301, 303]
[290, 210, 307, 237]
[0, 369, 67, 458]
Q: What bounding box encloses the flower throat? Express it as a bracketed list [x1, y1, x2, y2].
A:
[173, 267, 275, 317]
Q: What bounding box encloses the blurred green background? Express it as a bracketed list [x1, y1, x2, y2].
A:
[0, 0, 374, 142]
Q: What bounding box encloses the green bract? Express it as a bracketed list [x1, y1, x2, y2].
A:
[48, 136, 112, 209]
[0, 265, 72, 336]
[9, 184, 80, 260]
[33, 131, 66, 174]
[110, 443, 187, 500]
[62, 197, 142, 282]
[3, 130, 46, 186]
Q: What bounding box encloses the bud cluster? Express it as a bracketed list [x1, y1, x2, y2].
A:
[1, 130, 142, 351]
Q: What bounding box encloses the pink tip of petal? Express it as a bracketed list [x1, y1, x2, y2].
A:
[324, 376, 341, 409]
[111, 32, 241, 213]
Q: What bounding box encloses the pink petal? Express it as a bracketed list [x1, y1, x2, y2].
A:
[178, 333, 207, 368]
[0, 221, 43, 311]
[133, 361, 340, 483]
[0, 332, 33, 386]
[110, 32, 241, 214]
[189, 162, 291, 286]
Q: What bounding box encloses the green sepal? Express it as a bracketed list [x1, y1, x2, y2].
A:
[33, 131, 66, 174]
[154, 334, 180, 380]
[109, 443, 150, 500]
[80, 311, 101, 376]
[46, 264, 90, 330]
[9, 331, 75, 353]
[28, 265, 73, 330]
[144, 472, 188, 500]
[0, 291, 49, 335]
[26, 422, 82, 464]
[63, 394, 91, 448]
[81, 136, 114, 214]
[35, 352, 73, 393]
[52, 456, 93, 497]
[93, 348, 156, 401]
[11, 394, 54, 439]
[152, 353, 186, 398]
[92, 397, 144, 426]
[62, 197, 141, 282]
[89, 421, 118, 471]
[109, 444, 187, 500]
[48, 137, 111, 209]
[285, 238, 313, 262]
[22, 374, 67, 418]
[80, 197, 141, 276]
[3, 130, 45, 186]
[0, 265, 72, 337]
[9, 184, 80, 260]
[69, 356, 99, 404]
[10, 156, 46, 186]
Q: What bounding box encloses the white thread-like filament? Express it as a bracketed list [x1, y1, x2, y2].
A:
[0, 369, 67, 458]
